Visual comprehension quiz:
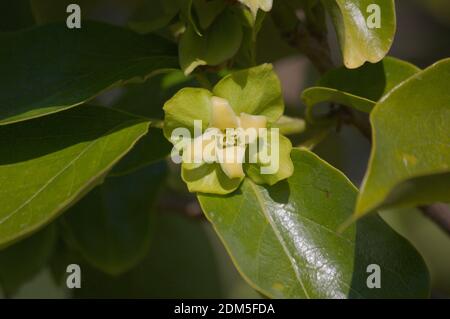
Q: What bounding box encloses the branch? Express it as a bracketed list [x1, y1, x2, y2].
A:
[420, 204, 450, 236]
[288, 22, 333, 74]
[271, 2, 333, 74]
[339, 107, 372, 140]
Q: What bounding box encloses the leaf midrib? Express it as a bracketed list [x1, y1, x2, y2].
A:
[0, 118, 145, 227]
[247, 178, 369, 299]
[247, 179, 311, 299]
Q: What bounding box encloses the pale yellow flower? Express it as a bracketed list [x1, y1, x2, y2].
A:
[183, 96, 267, 179]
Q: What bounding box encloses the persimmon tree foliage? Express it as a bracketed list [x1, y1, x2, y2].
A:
[0, 0, 448, 298]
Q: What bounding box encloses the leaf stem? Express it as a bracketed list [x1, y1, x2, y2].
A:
[149, 119, 164, 129]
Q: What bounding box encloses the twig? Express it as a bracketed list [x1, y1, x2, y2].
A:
[342, 107, 372, 140]
[288, 22, 333, 74]
[271, 1, 333, 74]
[420, 204, 450, 236]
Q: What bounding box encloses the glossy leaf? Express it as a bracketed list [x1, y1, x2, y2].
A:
[354, 59, 450, 220]
[179, 8, 243, 75]
[60, 162, 167, 275]
[0, 21, 178, 125]
[323, 0, 396, 69]
[0, 105, 150, 247]
[198, 149, 430, 298]
[0, 225, 56, 296]
[302, 57, 420, 118]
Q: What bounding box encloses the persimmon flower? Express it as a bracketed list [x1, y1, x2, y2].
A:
[182, 96, 268, 179]
[163, 64, 294, 195]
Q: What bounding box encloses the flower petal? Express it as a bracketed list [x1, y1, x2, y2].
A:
[182, 130, 220, 164]
[163, 88, 213, 140]
[213, 64, 284, 123]
[182, 162, 243, 195]
[245, 134, 294, 186]
[239, 113, 267, 130]
[218, 145, 246, 179]
[210, 96, 239, 130]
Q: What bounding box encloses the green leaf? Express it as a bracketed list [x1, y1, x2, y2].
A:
[295, 120, 336, 150]
[0, 225, 56, 296]
[302, 57, 420, 118]
[110, 128, 172, 177]
[213, 63, 284, 122]
[111, 71, 192, 176]
[163, 87, 213, 139]
[380, 206, 450, 296]
[60, 162, 167, 275]
[0, 0, 34, 31]
[192, 0, 227, 30]
[179, 8, 243, 75]
[115, 70, 195, 119]
[353, 59, 450, 220]
[30, 0, 105, 24]
[323, 0, 396, 69]
[0, 21, 178, 125]
[129, 0, 183, 33]
[234, 9, 267, 68]
[54, 213, 225, 298]
[180, 0, 227, 37]
[198, 148, 430, 298]
[33, 0, 178, 33]
[0, 105, 150, 247]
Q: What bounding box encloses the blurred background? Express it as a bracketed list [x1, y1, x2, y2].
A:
[0, 0, 449, 298]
